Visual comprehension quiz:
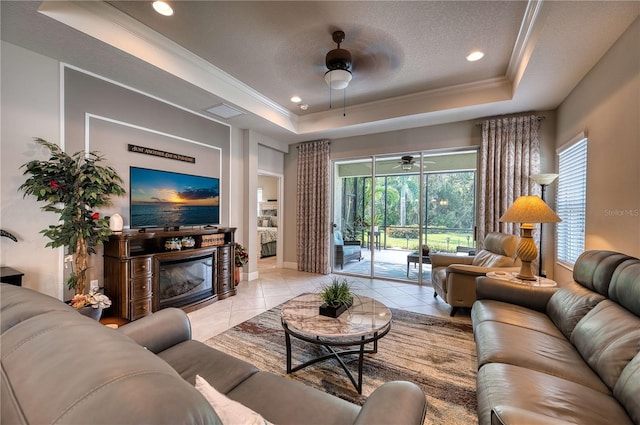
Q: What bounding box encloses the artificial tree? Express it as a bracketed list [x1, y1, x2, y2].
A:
[19, 138, 125, 295]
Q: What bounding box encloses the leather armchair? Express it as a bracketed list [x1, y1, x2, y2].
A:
[334, 230, 362, 269]
[430, 232, 520, 316]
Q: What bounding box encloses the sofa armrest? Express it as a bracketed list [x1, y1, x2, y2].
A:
[118, 307, 192, 353]
[476, 277, 557, 313]
[430, 253, 474, 268]
[446, 264, 518, 277]
[353, 381, 426, 425]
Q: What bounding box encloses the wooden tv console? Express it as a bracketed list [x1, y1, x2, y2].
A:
[103, 228, 236, 321]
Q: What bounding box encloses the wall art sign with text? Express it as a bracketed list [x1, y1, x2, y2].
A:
[128, 144, 195, 163]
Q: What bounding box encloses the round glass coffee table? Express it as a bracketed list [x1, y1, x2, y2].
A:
[280, 293, 392, 394]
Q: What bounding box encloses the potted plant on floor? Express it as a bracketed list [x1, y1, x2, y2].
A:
[69, 286, 112, 320]
[319, 277, 354, 318]
[18, 138, 126, 296]
[234, 242, 249, 284]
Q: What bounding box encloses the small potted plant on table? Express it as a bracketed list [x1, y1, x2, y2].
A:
[319, 277, 354, 318]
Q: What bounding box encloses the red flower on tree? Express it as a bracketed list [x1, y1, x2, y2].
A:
[50, 180, 60, 188]
[91, 212, 99, 220]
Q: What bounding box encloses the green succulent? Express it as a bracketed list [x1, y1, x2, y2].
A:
[320, 277, 354, 308]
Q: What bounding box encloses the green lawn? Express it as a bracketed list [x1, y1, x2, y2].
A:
[379, 231, 474, 253]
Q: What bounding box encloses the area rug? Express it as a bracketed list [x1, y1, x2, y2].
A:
[204, 306, 478, 425]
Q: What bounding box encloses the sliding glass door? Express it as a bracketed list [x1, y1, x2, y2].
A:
[332, 150, 477, 285]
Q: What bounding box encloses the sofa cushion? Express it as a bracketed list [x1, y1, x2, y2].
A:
[573, 250, 633, 295]
[546, 281, 606, 340]
[477, 363, 634, 425]
[608, 258, 640, 316]
[472, 250, 515, 267]
[471, 233, 518, 267]
[614, 352, 640, 424]
[571, 300, 640, 391]
[195, 375, 270, 425]
[228, 371, 360, 425]
[474, 320, 609, 393]
[158, 339, 259, 393]
[342, 244, 361, 256]
[472, 299, 564, 339]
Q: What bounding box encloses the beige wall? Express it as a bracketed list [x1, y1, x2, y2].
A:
[258, 176, 278, 202]
[554, 18, 640, 284]
[1, 42, 62, 298]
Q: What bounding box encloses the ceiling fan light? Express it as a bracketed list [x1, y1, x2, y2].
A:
[324, 69, 352, 90]
[402, 163, 413, 171]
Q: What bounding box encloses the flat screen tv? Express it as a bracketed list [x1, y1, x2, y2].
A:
[130, 167, 220, 229]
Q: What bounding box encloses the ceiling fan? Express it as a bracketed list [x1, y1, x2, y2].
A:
[324, 30, 352, 90]
[393, 155, 435, 171]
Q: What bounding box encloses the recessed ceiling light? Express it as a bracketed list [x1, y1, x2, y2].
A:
[299, 104, 309, 111]
[466, 51, 484, 62]
[153, 1, 174, 16]
[290, 96, 302, 103]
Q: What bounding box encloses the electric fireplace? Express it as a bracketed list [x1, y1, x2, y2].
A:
[157, 253, 215, 309]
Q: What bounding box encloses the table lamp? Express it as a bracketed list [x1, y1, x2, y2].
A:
[500, 196, 561, 280]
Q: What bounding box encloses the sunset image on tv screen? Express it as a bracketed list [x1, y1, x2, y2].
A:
[130, 167, 220, 228]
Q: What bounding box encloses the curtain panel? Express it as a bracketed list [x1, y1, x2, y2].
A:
[478, 115, 541, 247]
[296, 140, 331, 274]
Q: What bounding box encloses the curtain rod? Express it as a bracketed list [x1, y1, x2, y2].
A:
[474, 115, 546, 127]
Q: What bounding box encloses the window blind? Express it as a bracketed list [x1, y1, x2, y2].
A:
[556, 138, 587, 265]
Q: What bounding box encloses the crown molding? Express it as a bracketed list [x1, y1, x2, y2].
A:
[296, 76, 512, 134]
[37, 0, 297, 132]
[506, 0, 546, 92]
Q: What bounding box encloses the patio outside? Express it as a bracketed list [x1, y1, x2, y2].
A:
[337, 240, 475, 283]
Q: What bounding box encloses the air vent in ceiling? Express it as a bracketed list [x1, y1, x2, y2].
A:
[205, 103, 245, 119]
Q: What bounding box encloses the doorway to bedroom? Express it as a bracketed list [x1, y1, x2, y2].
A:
[257, 173, 282, 270]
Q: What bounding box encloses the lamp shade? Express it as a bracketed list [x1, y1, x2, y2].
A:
[530, 173, 559, 186]
[500, 196, 561, 224]
[324, 69, 352, 90]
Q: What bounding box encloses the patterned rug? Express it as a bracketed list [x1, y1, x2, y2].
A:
[204, 306, 478, 425]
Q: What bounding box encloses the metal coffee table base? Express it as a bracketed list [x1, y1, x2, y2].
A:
[283, 323, 391, 394]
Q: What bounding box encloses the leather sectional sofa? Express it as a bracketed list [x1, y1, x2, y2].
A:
[1, 283, 427, 425]
[472, 250, 640, 424]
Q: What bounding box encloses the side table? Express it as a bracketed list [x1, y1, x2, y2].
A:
[0, 267, 24, 286]
[406, 251, 431, 277]
[486, 271, 557, 287]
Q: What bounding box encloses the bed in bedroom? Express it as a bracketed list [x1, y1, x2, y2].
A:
[257, 205, 278, 258]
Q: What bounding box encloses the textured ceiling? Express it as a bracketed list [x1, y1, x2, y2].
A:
[108, 1, 525, 114]
[2, 1, 639, 143]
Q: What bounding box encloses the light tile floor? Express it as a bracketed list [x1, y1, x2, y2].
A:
[188, 264, 471, 342]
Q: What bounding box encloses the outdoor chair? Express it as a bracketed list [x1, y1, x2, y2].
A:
[334, 230, 362, 269]
[430, 232, 520, 316]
